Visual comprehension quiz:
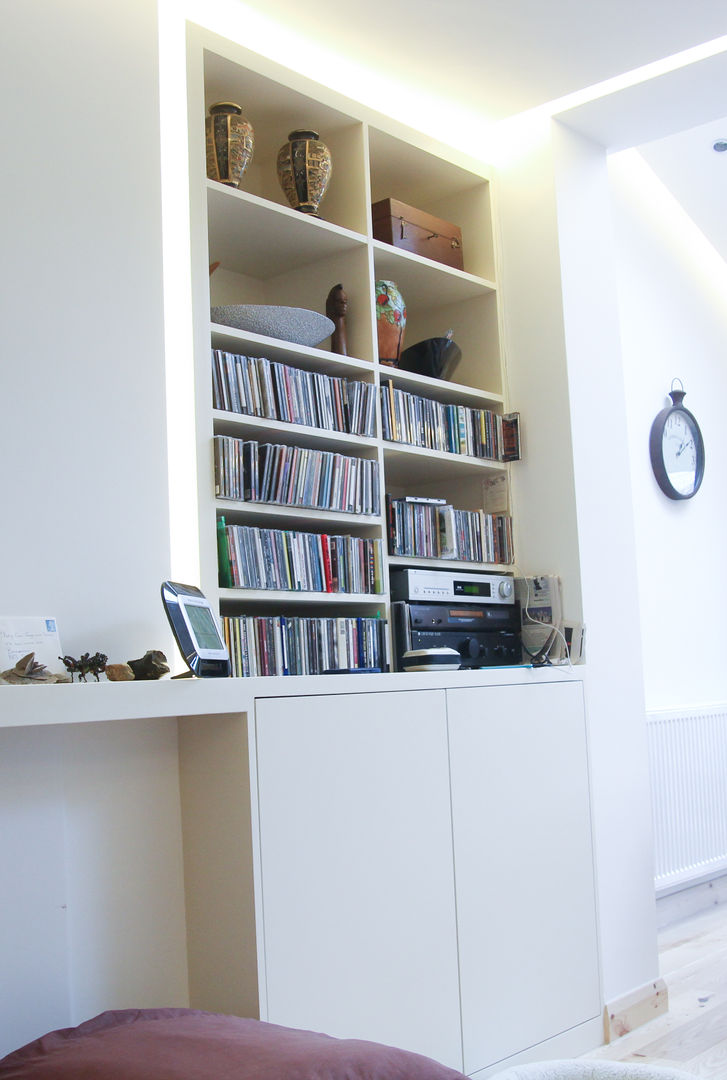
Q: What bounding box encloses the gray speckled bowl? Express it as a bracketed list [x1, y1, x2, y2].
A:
[211, 305, 334, 347]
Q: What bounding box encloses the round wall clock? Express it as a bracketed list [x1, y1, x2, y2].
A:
[649, 380, 705, 500]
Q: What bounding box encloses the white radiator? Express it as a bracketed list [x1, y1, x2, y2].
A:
[646, 705, 727, 894]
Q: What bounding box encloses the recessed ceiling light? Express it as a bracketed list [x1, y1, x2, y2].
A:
[713, 139, 727, 152]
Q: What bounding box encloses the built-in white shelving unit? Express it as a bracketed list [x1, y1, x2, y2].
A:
[187, 31, 517, 673]
[173, 26, 602, 1078]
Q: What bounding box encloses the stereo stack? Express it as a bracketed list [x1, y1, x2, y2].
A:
[390, 568, 522, 672]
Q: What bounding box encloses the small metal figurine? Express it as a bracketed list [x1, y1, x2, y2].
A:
[325, 283, 348, 356]
[59, 651, 108, 682]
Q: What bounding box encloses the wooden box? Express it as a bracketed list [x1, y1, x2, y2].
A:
[372, 198, 464, 270]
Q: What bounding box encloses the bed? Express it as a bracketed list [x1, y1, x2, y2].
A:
[0, 1009, 469, 1079]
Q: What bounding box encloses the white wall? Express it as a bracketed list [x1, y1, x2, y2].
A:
[0, 718, 189, 1057]
[550, 123, 658, 1003]
[493, 118, 583, 622]
[61, 720, 188, 1025]
[0, 727, 69, 1051]
[0, 0, 189, 1055]
[495, 116, 658, 1005]
[609, 150, 727, 710]
[0, 0, 174, 665]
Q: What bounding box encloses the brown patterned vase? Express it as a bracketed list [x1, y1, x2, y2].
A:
[205, 102, 254, 187]
[276, 129, 332, 216]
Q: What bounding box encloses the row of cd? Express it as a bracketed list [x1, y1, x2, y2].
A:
[222, 614, 389, 676]
[381, 380, 520, 461]
[386, 496, 513, 565]
[219, 522, 385, 594]
[214, 435, 380, 516]
[212, 349, 376, 436]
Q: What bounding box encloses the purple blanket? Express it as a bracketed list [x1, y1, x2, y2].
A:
[0, 1009, 467, 1080]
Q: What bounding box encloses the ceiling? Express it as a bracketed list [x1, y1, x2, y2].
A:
[237, 0, 727, 256]
[239, 0, 727, 126]
[639, 117, 727, 260]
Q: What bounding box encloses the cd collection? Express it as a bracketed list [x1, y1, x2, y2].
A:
[218, 521, 384, 594]
[213, 435, 380, 516]
[208, 349, 521, 646]
[386, 496, 513, 564]
[380, 379, 520, 461]
[212, 349, 376, 436]
[222, 613, 389, 677]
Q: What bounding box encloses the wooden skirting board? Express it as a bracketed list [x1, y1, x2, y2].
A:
[604, 978, 669, 1041]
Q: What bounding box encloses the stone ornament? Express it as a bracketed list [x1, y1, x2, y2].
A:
[127, 650, 170, 681]
[105, 663, 135, 682]
[0, 652, 71, 684]
[0, 649, 169, 683]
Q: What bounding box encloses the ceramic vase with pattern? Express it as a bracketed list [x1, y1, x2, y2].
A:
[375, 280, 407, 366]
[205, 102, 254, 187]
[276, 129, 332, 216]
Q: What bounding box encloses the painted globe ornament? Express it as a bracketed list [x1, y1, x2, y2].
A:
[375, 280, 407, 366]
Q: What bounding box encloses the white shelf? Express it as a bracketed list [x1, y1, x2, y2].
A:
[215, 499, 381, 530]
[219, 588, 386, 606]
[207, 182, 367, 279]
[380, 367, 504, 408]
[387, 555, 513, 573]
[368, 125, 491, 204]
[383, 443, 506, 485]
[212, 410, 379, 452]
[211, 324, 374, 378]
[0, 667, 574, 729]
[372, 241, 495, 306]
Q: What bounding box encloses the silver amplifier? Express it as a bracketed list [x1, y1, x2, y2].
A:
[390, 567, 515, 605]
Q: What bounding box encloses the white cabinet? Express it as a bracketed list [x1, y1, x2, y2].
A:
[251, 678, 601, 1074]
[447, 682, 601, 1074]
[254, 689, 462, 1068]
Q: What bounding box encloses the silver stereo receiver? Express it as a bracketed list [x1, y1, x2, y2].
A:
[390, 567, 515, 605]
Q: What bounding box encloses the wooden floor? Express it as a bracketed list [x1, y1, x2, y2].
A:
[584, 902, 727, 1077]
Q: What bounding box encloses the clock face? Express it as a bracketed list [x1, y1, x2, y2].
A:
[649, 392, 705, 500]
[661, 410, 700, 496]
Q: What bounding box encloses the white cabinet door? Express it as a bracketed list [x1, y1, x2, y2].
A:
[255, 689, 462, 1070]
[447, 682, 601, 1073]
